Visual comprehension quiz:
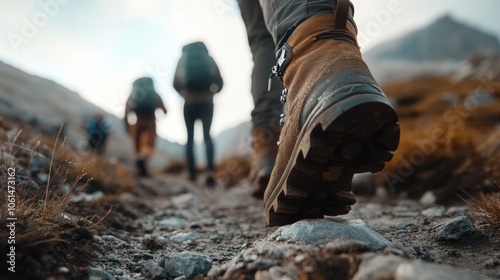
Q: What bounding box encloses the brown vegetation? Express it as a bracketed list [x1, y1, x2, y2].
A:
[0, 115, 135, 279]
[381, 76, 500, 204]
[215, 156, 251, 187]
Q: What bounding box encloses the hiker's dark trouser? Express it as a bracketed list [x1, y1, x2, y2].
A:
[128, 118, 156, 159]
[238, 0, 283, 133]
[258, 0, 344, 50]
[184, 101, 215, 180]
[88, 132, 107, 155]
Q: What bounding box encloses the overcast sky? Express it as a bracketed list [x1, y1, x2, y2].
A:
[0, 0, 499, 143]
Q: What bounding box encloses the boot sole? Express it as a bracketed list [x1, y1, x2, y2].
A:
[265, 93, 399, 226]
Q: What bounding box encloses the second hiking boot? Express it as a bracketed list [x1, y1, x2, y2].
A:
[264, 1, 400, 226]
[249, 127, 280, 198]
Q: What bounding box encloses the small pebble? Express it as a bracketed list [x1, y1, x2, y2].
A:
[93, 235, 104, 243]
[421, 207, 445, 218]
[102, 235, 125, 243]
[419, 191, 436, 205]
[394, 211, 419, 217]
[170, 232, 196, 244]
[485, 259, 500, 269]
[421, 252, 434, 262]
[58, 267, 70, 274]
[436, 216, 476, 242]
[36, 173, 49, 183]
[295, 255, 307, 264]
[189, 223, 202, 229]
[143, 253, 155, 259]
[395, 221, 411, 229]
[106, 254, 120, 263]
[88, 268, 115, 280]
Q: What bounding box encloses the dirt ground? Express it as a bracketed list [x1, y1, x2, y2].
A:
[78, 174, 499, 279]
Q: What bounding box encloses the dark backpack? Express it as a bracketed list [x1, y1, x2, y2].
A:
[128, 77, 158, 117]
[174, 42, 222, 93]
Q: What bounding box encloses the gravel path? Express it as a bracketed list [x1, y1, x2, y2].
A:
[83, 175, 500, 279]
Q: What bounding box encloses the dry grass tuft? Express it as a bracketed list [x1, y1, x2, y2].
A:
[464, 183, 500, 232]
[68, 152, 135, 194]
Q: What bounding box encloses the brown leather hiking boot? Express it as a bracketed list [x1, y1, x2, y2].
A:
[264, 2, 400, 226]
[249, 127, 280, 197]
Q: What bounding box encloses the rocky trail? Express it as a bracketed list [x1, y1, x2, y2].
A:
[0, 93, 499, 280]
[72, 174, 499, 280]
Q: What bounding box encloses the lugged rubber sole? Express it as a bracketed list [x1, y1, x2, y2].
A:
[265, 93, 400, 226]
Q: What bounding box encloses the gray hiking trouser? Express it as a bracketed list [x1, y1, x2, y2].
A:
[258, 0, 341, 50]
[238, 0, 343, 131]
[238, 0, 283, 132]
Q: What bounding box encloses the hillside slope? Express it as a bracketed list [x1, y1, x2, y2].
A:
[0, 60, 183, 169]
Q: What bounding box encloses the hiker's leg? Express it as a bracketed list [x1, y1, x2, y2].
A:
[135, 119, 149, 177]
[143, 119, 156, 159]
[258, 0, 400, 226]
[128, 122, 140, 156]
[184, 103, 197, 181]
[238, 0, 283, 197]
[258, 0, 339, 49]
[238, 0, 283, 130]
[200, 102, 215, 173]
[97, 135, 107, 155]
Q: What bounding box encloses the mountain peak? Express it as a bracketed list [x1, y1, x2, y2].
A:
[434, 14, 454, 25]
[365, 14, 500, 62]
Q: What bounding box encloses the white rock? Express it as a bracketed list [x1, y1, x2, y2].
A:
[170, 232, 196, 244]
[271, 218, 391, 249]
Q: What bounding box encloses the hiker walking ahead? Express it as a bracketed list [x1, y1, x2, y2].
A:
[86, 112, 109, 155]
[125, 77, 167, 177]
[173, 41, 223, 185]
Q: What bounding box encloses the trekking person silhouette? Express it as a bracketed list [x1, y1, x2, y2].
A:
[125, 77, 167, 177]
[173, 41, 223, 186]
[85, 112, 109, 155]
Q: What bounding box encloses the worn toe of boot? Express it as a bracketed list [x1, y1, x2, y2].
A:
[250, 157, 275, 198]
[249, 128, 280, 198]
[264, 71, 399, 227]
